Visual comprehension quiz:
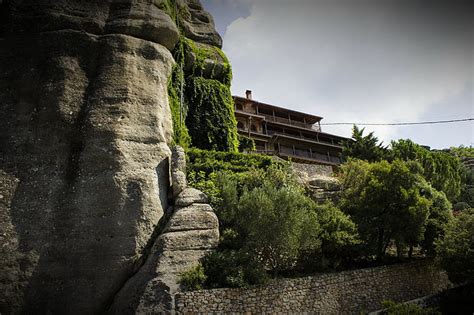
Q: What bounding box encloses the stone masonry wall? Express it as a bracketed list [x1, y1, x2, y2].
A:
[175, 260, 451, 314]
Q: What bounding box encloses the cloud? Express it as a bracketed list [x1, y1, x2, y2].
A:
[223, 0, 473, 148]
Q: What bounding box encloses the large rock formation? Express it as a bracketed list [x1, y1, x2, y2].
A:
[109, 147, 219, 314]
[0, 0, 222, 314]
[290, 161, 341, 204]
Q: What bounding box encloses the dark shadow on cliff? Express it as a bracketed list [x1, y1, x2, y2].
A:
[0, 11, 172, 313]
[106, 158, 173, 314]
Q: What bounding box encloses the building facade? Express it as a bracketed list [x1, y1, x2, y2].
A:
[234, 90, 348, 165]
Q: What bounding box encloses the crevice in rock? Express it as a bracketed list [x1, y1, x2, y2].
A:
[102, 207, 174, 314]
[102, 155, 172, 314]
[63, 45, 100, 187]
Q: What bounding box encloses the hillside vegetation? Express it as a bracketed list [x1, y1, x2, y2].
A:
[180, 128, 473, 290]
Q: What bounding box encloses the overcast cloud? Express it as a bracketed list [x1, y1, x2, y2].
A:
[203, 0, 473, 148]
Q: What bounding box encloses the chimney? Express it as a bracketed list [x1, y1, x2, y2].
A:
[245, 90, 252, 100]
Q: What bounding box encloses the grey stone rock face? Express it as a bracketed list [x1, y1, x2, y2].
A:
[175, 187, 209, 207]
[180, 0, 223, 48]
[184, 41, 229, 81]
[110, 142, 218, 313]
[171, 146, 187, 172]
[109, 190, 219, 314]
[0, 0, 222, 313]
[166, 205, 218, 232]
[0, 1, 181, 314]
[172, 169, 188, 198]
[289, 161, 341, 204]
[3, 0, 180, 50]
[171, 146, 187, 197]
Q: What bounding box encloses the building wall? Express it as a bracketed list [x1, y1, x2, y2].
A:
[175, 260, 451, 314]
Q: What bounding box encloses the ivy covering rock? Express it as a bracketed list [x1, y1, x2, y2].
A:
[167, 31, 238, 151]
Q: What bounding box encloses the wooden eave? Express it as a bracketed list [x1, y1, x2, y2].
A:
[233, 96, 323, 124]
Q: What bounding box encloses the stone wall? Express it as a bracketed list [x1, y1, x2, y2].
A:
[175, 260, 451, 314]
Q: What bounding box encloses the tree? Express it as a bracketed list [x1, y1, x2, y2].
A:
[390, 139, 464, 202]
[193, 163, 359, 284]
[435, 208, 474, 283]
[450, 146, 474, 208]
[298, 202, 360, 270]
[341, 125, 387, 162]
[420, 185, 453, 256]
[238, 181, 319, 275]
[339, 159, 430, 259]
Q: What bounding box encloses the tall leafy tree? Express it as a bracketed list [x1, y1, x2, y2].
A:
[339, 159, 430, 259]
[420, 184, 453, 256]
[390, 139, 464, 201]
[436, 208, 474, 283]
[341, 125, 387, 162]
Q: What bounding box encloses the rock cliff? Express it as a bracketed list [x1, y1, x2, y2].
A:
[0, 0, 222, 313]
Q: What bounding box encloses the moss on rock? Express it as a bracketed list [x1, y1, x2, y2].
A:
[167, 35, 238, 151]
[186, 77, 238, 152]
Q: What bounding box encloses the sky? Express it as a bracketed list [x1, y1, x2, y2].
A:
[201, 0, 473, 149]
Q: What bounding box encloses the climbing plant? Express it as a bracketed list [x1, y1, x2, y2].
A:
[167, 32, 238, 151]
[185, 77, 238, 151]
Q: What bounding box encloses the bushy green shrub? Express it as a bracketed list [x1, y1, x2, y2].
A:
[190, 159, 359, 286]
[179, 264, 207, 291]
[201, 250, 268, 288]
[435, 208, 474, 283]
[382, 300, 440, 315]
[390, 139, 464, 202]
[238, 135, 256, 152]
[186, 148, 278, 177]
[453, 201, 470, 211]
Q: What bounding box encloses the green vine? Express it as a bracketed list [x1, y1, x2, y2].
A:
[168, 63, 191, 148]
[186, 77, 238, 152]
[158, 0, 190, 30]
[165, 6, 238, 151]
[183, 38, 232, 86]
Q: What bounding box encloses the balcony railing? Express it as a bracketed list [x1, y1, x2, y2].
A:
[238, 127, 342, 147]
[266, 130, 341, 147]
[258, 113, 321, 130]
[253, 145, 341, 165]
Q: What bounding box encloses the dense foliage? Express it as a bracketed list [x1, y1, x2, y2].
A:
[382, 300, 440, 315]
[184, 150, 359, 288]
[341, 125, 387, 162]
[167, 35, 238, 151]
[420, 185, 453, 256]
[435, 208, 474, 283]
[168, 61, 191, 148]
[449, 146, 474, 208]
[179, 130, 471, 289]
[238, 135, 256, 152]
[339, 159, 451, 259]
[390, 139, 464, 202]
[179, 264, 207, 290]
[185, 77, 238, 151]
[450, 146, 474, 159]
[342, 127, 465, 202]
[186, 148, 276, 177]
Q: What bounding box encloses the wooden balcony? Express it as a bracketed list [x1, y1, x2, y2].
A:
[260, 113, 321, 131]
[253, 146, 341, 165]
